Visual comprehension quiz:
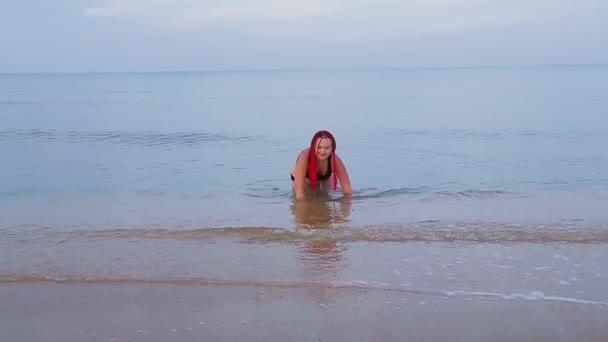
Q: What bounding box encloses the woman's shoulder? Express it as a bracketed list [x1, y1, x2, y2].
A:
[298, 148, 310, 158]
[293, 149, 309, 165]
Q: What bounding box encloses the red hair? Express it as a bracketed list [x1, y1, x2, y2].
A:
[307, 130, 338, 191]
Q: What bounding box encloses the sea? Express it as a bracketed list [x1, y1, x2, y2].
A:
[1, 66, 608, 339]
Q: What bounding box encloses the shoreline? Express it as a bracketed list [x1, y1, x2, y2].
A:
[2, 282, 607, 342]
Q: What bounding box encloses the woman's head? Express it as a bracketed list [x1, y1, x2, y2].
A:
[311, 130, 335, 160]
[307, 130, 337, 190]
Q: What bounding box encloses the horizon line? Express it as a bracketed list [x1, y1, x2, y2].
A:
[1, 62, 606, 76]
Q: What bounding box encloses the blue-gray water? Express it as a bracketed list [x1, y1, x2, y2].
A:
[2, 66, 608, 319]
[2, 66, 607, 229]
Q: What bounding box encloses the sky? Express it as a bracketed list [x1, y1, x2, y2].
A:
[1, 0, 607, 72]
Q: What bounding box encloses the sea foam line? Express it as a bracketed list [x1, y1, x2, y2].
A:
[1, 274, 606, 307]
[443, 290, 608, 306]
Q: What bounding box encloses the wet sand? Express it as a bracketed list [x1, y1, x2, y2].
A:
[3, 222, 608, 341]
[1, 281, 607, 342]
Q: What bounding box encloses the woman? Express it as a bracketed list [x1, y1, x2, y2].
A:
[290, 130, 352, 200]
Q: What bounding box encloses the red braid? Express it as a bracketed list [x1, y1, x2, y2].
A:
[332, 152, 337, 191]
[307, 130, 337, 190]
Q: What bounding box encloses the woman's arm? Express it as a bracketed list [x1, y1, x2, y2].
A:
[334, 154, 352, 196]
[292, 151, 308, 200]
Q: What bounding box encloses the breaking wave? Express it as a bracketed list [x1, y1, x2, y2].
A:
[13, 223, 608, 244]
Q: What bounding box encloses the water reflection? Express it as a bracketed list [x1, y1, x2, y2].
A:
[291, 196, 353, 304]
[290, 195, 353, 229]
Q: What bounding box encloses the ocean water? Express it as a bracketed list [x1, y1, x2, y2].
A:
[2, 66, 608, 324]
[2, 66, 608, 228]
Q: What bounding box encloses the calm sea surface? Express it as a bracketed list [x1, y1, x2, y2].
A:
[1, 66, 607, 227]
[1, 67, 608, 316]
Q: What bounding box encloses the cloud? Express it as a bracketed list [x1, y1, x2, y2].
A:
[84, 0, 345, 24]
[83, 0, 605, 40]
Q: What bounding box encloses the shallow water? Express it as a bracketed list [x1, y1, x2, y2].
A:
[1, 67, 608, 326]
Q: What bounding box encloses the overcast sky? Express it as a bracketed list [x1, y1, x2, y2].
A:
[2, 0, 607, 72]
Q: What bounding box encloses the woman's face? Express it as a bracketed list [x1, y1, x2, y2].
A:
[315, 138, 333, 160]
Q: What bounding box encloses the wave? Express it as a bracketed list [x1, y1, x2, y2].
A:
[1, 274, 606, 307]
[243, 185, 524, 201]
[0, 274, 413, 291]
[392, 129, 608, 141]
[352, 187, 521, 200]
[18, 224, 608, 244]
[0, 100, 58, 106]
[0, 129, 258, 147]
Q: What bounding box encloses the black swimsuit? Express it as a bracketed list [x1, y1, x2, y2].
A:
[290, 156, 332, 182]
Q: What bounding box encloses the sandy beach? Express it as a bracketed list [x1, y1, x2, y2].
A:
[3, 228, 608, 341]
[2, 281, 607, 342]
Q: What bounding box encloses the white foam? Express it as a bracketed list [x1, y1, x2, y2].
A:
[349, 280, 368, 286]
[442, 290, 608, 306]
